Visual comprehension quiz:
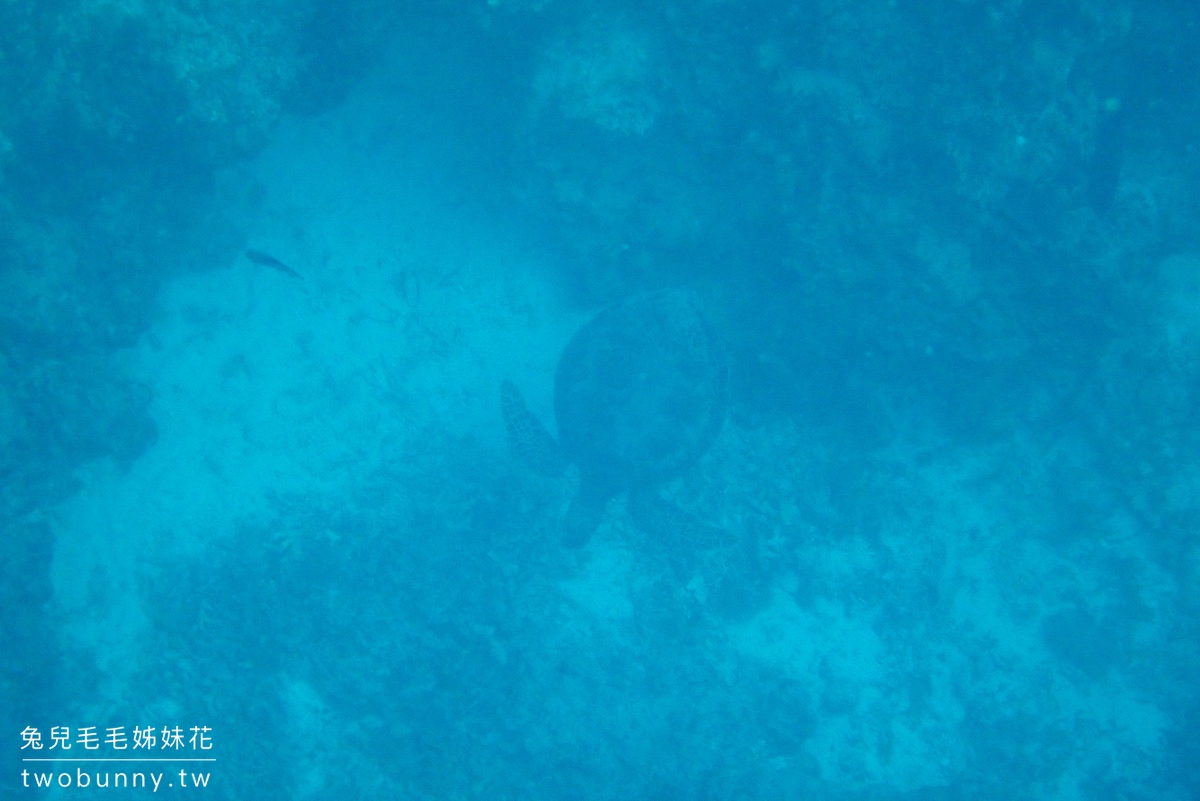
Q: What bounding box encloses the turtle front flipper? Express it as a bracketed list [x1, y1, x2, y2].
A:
[501, 380, 568, 478]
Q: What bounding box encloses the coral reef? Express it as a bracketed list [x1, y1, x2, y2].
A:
[4, 0, 1200, 798]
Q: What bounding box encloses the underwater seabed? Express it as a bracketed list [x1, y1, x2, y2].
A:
[48, 77, 579, 689]
[41, 72, 1196, 801]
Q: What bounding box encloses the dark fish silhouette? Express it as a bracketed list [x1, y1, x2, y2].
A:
[245, 249, 303, 280]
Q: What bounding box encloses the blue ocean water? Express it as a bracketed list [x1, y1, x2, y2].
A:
[2, 1, 1199, 798]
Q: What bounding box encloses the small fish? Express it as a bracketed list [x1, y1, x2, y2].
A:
[245, 249, 303, 280]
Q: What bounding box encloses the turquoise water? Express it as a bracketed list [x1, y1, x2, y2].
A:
[3, 2, 1199, 798]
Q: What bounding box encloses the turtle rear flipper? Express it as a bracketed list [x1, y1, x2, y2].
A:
[501, 380, 568, 478]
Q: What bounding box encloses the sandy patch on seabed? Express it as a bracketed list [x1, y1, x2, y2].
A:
[48, 87, 581, 708]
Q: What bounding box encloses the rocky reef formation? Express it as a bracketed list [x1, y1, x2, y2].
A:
[5, 1, 1200, 798]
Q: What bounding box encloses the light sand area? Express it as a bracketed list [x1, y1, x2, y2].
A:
[47, 83, 582, 701]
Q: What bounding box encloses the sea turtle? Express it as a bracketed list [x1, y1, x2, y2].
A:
[501, 290, 728, 547]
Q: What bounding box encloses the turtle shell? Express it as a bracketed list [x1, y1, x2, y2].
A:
[553, 290, 727, 495]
